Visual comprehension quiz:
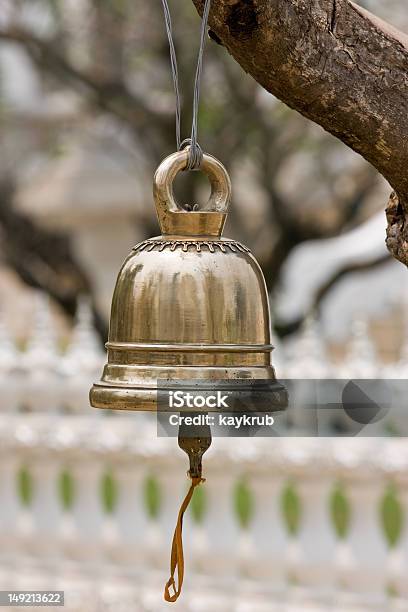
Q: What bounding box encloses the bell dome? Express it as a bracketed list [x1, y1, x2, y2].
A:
[109, 237, 270, 346]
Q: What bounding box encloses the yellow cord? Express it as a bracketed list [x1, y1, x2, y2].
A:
[164, 476, 205, 603]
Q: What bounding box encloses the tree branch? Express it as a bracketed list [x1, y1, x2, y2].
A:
[192, 0, 408, 264]
[0, 180, 108, 343]
[274, 251, 391, 337]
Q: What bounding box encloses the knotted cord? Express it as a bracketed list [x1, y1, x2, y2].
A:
[163, 476, 205, 603]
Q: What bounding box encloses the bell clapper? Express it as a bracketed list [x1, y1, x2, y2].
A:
[177, 414, 212, 480]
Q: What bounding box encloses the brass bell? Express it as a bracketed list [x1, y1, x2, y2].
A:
[90, 148, 285, 412]
[90, 148, 287, 603]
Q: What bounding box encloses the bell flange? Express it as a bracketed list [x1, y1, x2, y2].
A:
[90, 149, 286, 413]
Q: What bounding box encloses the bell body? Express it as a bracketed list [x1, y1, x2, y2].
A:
[90, 150, 284, 411]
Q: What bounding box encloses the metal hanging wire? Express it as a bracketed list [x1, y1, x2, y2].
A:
[160, 0, 212, 170]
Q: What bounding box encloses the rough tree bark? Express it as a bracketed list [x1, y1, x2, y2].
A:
[192, 0, 408, 266]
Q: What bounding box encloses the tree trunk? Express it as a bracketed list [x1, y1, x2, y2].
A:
[192, 0, 408, 265]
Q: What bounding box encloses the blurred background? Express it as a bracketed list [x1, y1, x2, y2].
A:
[0, 1, 408, 610]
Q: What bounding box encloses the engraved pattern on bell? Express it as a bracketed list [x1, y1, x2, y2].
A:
[133, 239, 250, 254]
[90, 148, 282, 411]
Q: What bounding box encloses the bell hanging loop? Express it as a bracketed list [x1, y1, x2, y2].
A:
[153, 146, 231, 237]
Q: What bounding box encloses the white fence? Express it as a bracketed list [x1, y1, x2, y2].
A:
[1, 415, 408, 611]
[0, 294, 408, 611]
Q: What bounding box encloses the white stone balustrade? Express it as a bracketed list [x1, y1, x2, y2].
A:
[0, 413, 407, 610]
